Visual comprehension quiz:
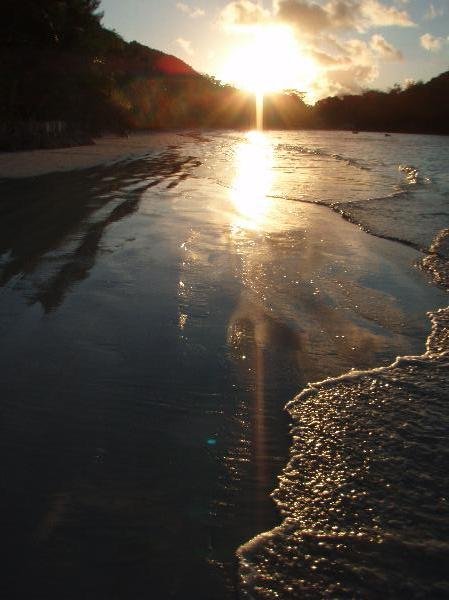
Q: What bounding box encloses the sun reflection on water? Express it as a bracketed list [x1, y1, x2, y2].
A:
[231, 131, 275, 231]
[225, 131, 282, 518]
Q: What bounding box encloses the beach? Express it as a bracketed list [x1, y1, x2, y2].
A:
[0, 132, 185, 179]
[0, 130, 448, 599]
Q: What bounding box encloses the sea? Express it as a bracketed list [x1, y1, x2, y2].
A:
[0, 130, 448, 599]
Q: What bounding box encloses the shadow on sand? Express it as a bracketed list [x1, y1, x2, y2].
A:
[0, 149, 201, 311]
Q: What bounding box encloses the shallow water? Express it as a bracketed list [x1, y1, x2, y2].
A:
[0, 130, 448, 599]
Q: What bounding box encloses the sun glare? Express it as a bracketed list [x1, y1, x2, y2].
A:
[219, 25, 318, 98]
[231, 131, 274, 230]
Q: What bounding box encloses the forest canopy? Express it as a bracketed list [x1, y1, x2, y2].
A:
[1, 0, 448, 143]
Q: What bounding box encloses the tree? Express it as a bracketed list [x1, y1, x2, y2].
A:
[1, 0, 102, 50]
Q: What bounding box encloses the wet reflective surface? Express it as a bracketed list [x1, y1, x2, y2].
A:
[0, 131, 447, 599]
[239, 308, 449, 599]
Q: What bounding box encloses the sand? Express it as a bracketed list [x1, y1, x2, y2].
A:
[1, 131, 448, 599]
[0, 132, 185, 179]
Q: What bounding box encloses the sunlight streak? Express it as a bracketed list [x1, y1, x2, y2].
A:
[256, 92, 263, 131]
[230, 131, 274, 230]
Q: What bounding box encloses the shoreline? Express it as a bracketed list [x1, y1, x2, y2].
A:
[238, 302, 449, 598]
[0, 129, 448, 599]
[2, 128, 448, 182]
[0, 132, 185, 179]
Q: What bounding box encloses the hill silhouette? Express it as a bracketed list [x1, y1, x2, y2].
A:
[1, 0, 263, 145]
[313, 71, 449, 135]
[1, 0, 448, 149]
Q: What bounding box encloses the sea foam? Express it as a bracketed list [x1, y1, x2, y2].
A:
[237, 133, 449, 598]
[238, 304, 449, 598]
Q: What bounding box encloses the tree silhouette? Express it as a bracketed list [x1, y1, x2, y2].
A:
[1, 2, 448, 150]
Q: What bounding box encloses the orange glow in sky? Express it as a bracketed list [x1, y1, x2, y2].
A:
[217, 25, 319, 100]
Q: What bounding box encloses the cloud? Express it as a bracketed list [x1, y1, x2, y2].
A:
[424, 3, 444, 20]
[310, 48, 348, 66]
[309, 40, 380, 98]
[370, 33, 403, 60]
[275, 2, 412, 98]
[420, 32, 444, 52]
[307, 36, 381, 97]
[276, 0, 329, 34]
[176, 2, 205, 18]
[176, 37, 195, 56]
[360, 0, 414, 27]
[220, 0, 415, 32]
[275, 0, 415, 34]
[319, 63, 379, 96]
[220, 0, 270, 27]
[218, 1, 414, 100]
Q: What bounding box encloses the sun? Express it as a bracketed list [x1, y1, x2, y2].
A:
[218, 25, 318, 98]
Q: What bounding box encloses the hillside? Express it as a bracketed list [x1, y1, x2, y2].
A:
[1, 1, 448, 149]
[312, 70, 449, 134]
[0, 0, 263, 145]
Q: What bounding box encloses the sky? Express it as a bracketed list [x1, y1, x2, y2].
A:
[99, 0, 449, 101]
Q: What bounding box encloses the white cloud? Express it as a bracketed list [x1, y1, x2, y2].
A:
[306, 36, 381, 97]
[309, 48, 347, 66]
[275, 0, 415, 34]
[420, 32, 444, 52]
[275, 0, 329, 34]
[220, 0, 270, 27]
[176, 2, 205, 18]
[360, 0, 415, 27]
[176, 37, 195, 56]
[320, 63, 379, 95]
[424, 3, 444, 20]
[370, 33, 403, 60]
[218, 1, 415, 99]
[277, 2, 413, 97]
[220, 0, 415, 32]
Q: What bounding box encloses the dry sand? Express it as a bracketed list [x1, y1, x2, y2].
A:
[0, 132, 185, 179]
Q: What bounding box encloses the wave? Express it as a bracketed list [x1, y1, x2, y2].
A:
[238, 299, 449, 598]
[267, 190, 433, 253]
[268, 183, 449, 259]
[422, 229, 449, 289]
[237, 147, 449, 598]
[398, 164, 431, 187]
[208, 134, 442, 257]
[329, 195, 427, 252]
[276, 143, 372, 172]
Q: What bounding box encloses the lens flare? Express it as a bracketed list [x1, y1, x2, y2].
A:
[219, 25, 318, 97]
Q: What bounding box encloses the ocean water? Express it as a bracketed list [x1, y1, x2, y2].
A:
[0, 130, 448, 599]
[229, 132, 449, 598]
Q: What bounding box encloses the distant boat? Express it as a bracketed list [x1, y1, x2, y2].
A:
[385, 133, 391, 137]
[352, 130, 359, 134]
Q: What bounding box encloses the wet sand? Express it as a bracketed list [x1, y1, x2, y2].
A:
[0, 132, 185, 179]
[0, 134, 447, 599]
